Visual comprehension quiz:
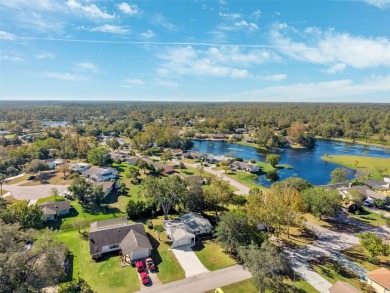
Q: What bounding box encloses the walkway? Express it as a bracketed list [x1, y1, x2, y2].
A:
[171, 245, 209, 277]
[135, 265, 251, 293]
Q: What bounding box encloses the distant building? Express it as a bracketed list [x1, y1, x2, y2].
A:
[83, 166, 118, 182]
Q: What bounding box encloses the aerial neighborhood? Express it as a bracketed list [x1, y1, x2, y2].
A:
[0, 102, 389, 293]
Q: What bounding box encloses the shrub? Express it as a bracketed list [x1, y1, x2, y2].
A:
[146, 220, 153, 229]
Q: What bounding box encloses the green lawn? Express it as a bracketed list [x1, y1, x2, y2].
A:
[4, 174, 30, 185]
[146, 218, 185, 283]
[235, 141, 267, 151]
[36, 195, 66, 205]
[192, 239, 237, 271]
[206, 276, 319, 293]
[309, 257, 361, 289]
[342, 245, 390, 271]
[57, 230, 140, 293]
[321, 155, 390, 179]
[349, 208, 388, 227]
[224, 170, 265, 190]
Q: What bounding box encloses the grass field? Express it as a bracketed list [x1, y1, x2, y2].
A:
[192, 239, 237, 271]
[235, 141, 267, 151]
[309, 256, 361, 289]
[316, 136, 390, 149]
[342, 245, 390, 271]
[4, 174, 29, 185]
[321, 155, 390, 179]
[57, 230, 140, 293]
[348, 208, 389, 227]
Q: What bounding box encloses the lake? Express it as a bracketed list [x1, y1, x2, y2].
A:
[191, 139, 390, 186]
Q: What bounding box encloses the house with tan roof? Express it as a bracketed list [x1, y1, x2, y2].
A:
[366, 267, 390, 293]
[39, 200, 71, 221]
[329, 281, 361, 293]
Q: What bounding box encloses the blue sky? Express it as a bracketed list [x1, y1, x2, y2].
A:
[1, 0, 390, 102]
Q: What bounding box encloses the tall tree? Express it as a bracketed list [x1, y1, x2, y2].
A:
[302, 187, 341, 219]
[265, 154, 281, 167]
[67, 177, 92, 204]
[6, 201, 44, 229]
[142, 176, 186, 220]
[204, 177, 233, 216]
[87, 147, 112, 166]
[216, 211, 254, 254]
[330, 167, 349, 183]
[239, 241, 288, 293]
[183, 180, 205, 212]
[357, 232, 389, 258]
[0, 173, 6, 195]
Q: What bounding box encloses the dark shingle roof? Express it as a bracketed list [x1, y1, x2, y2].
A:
[120, 229, 152, 255]
[39, 201, 71, 213]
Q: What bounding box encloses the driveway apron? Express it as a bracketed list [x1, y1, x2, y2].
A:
[171, 245, 209, 277]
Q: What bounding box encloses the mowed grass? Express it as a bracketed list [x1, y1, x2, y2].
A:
[342, 245, 390, 271]
[146, 218, 185, 283]
[224, 170, 265, 190]
[4, 174, 30, 185]
[349, 208, 388, 227]
[192, 239, 237, 271]
[57, 230, 140, 293]
[309, 256, 361, 289]
[321, 155, 390, 179]
[206, 276, 320, 293]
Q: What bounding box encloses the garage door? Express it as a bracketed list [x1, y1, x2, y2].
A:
[177, 238, 192, 247]
[132, 250, 149, 260]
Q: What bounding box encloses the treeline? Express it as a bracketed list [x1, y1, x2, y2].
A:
[0, 102, 389, 144]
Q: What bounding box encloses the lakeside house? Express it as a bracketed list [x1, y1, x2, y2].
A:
[341, 185, 390, 205]
[164, 213, 212, 248]
[204, 155, 232, 164]
[152, 162, 174, 174]
[363, 179, 390, 191]
[182, 152, 204, 160]
[170, 149, 184, 157]
[39, 200, 71, 221]
[83, 166, 118, 182]
[230, 161, 260, 173]
[89, 218, 152, 261]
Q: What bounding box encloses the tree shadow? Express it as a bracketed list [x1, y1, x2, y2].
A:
[147, 233, 162, 273]
[44, 207, 79, 230]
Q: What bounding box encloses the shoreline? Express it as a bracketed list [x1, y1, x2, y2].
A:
[315, 136, 390, 150]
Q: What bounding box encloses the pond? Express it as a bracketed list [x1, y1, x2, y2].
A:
[191, 139, 390, 187]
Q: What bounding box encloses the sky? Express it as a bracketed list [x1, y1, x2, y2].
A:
[0, 0, 390, 102]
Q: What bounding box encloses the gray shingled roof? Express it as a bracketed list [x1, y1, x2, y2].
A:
[120, 229, 152, 255]
[39, 201, 71, 213]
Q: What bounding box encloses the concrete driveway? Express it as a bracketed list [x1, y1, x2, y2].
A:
[3, 183, 69, 200]
[171, 245, 209, 277]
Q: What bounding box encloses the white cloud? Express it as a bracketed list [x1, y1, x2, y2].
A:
[271, 23, 390, 69]
[35, 51, 55, 59]
[157, 46, 274, 79]
[31, 71, 87, 81]
[82, 24, 130, 34]
[219, 12, 242, 20]
[125, 79, 144, 86]
[364, 0, 390, 9]
[0, 55, 24, 62]
[140, 30, 156, 39]
[0, 31, 16, 40]
[117, 2, 138, 15]
[326, 63, 346, 74]
[66, 0, 114, 19]
[262, 74, 287, 82]
[0, 0, 62, 11]
[224, 75, 390, 101]
[151, 14, 177, 31]
[252, 10, 261, 20]
[76, 62, 99, 73]
[156, 80, 178, 87]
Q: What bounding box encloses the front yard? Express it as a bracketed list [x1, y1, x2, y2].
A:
[342, 245, 390, 271]
[57, 230, 140, 293]
[349, 209, 389, 227]
[192, 239, 237, 271]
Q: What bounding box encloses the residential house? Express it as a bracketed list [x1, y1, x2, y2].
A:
[164, 213, 213, 248]
[89, 218, 152, 261]
[126, 156, 139, 166]
[243, 137, 256, 143]
[83, 167, 118, 182]
[92, 181, 115, 198]
[70, 162, 90, 173]
[39, 200, 71, 221]
[152, 162, 174, 174]
[230, 161, 260, 173]
[45, 158, 64, 169]
[110, 151, 130, 162]
[364, 179, 390, 191]
[213, 134, 227, 140]
[204, 155, 232, 164]
[185, 175, 204, 185]
[0, 130, 11, 136]
[182, 152, 204, 160]
[235, 128, 247, 134]
[343, 186, 390, 205]
[366, 267, 390, 293]
[171, 149, 184, 157]
[329, 281, 361, 293]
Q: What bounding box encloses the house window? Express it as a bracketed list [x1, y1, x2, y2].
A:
[109, 244, 119, 249]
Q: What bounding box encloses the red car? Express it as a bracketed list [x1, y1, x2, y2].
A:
[135, 260, 145, 273]
[140, 271, 149, 285]
[145, 258, 155, 270]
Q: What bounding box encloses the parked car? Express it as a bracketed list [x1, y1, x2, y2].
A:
[135, 260, 145, 273]
[140, 271, 149, 285]
[145, 257, 155, 270]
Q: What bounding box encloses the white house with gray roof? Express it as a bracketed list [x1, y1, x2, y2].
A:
[83, 166, 118, 182]
[164, 213, 212, 248]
